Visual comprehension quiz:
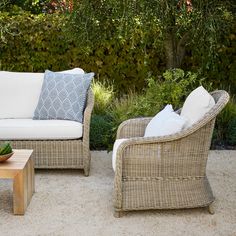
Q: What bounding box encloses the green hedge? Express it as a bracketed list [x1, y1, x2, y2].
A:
[0, 11, 164, 93]
[1, 11, 235, 94]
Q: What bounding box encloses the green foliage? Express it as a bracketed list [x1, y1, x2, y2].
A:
[70, 0, 234, 70]
[144, 69, 206, 112]
[107, 69, 203, 148]
[90, 114, 113, 150]
[107, 93, 141, 144]
[188, 5, 236, 92]
[1, 8, 235, 93]
[0, 142, 12, 155]
[0, 11, 163, 92]
[213, 98, 236, 147]
[227, 117, 236, 146]
[90, 69, 204, 150]
[0, 13, 72, 71]
[4, 0, 50, 14]
[91, 81, 114, 115]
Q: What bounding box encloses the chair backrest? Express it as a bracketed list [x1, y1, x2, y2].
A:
[160, 90, 230, 177]
[210, 90, 230, 115]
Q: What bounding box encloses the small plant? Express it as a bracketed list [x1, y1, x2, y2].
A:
[91, 81, 114, 115]
[227, 117, 236, 146]
[145, 68, 207, 111]
[0, 142, 13, 155]
[90, 114, 113, 150]
[107, 69, 204, 148]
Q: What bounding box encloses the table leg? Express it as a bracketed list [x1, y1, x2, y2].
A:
[31, 158, 35, 193]
[13, 168, 27, 215]
[27, 160, 33, 205]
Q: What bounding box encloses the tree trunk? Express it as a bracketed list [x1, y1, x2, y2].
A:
[164, 32, 188, 69]
[164, 33, 177, 69]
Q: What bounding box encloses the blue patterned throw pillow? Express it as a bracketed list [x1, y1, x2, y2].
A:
[33, 70, 94, 123]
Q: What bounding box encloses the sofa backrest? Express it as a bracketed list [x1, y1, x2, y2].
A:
[0, 68, 85, 119]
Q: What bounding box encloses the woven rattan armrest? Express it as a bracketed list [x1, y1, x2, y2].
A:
[83, 89, 94, 144]
[116, 109, 182, 139]
[116, 117, 152, 139]
[80, 89, 94, 175]
[116, 107, 216, 156]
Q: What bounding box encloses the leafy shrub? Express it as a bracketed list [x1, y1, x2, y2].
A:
[106, 69, 204, 148]
[213, 98, 236, 147]
[110, 69, 202, 119]
[90, 114, 113, 150]
[227, 117, 236, 146]
[70, 0, 236, 95]
[0, 11, 163, 93]
[1, 8, 235, 94]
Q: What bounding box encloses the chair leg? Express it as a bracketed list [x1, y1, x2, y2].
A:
[84, 167, 90, 177]
[114, 210, 123, 218]
[208, 202, 215, 215]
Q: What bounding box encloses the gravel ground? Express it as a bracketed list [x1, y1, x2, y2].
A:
[0, 150, 235, 236]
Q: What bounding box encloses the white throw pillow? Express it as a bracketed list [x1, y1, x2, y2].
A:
[144, 105, 187, 137]
[180, 86, 215, 127]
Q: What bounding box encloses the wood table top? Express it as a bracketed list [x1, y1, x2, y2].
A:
[0, 149, 33, 171]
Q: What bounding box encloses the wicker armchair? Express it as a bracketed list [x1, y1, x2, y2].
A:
[113, 90, 229, 217]
[0, 89, 94, 176]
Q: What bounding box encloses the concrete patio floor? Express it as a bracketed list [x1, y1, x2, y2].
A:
[0, 150, 235, 236]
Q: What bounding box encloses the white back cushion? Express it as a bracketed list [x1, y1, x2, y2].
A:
[180, 86, 215, 128]
[0, 71, 44, 119]
[58, 68, 85, 74]
[0, 68, 85, 119]
[144, 105, 187, 137]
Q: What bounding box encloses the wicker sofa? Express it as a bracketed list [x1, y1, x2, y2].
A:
[0, 70, 94, 176]
[113, 90, 229, 217]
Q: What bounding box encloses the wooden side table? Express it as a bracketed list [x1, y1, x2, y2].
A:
[0, 150, 34, 215]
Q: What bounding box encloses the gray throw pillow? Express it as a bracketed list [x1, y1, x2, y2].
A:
[33, 70, 94, 123]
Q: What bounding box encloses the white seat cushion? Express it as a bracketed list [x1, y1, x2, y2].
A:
[180, 86, 215, 128]
[0, 119, 83, 140]
[112, 138, 128, 171]
[144, 104, 187, 137]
